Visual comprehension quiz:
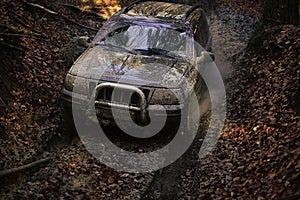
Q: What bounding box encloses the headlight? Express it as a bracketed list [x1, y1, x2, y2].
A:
[64, 73, 87, 95]
[64, 73, 75, 91]
[149, 88, 183, 105]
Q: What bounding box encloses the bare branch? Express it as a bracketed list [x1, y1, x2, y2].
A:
[22, 0, 98, 32]
[24, 1, 57, 15]
[0, 158, 51, 178]
[0, 23, 42, 37]
[0, 40, 25, 52]
[61, 3, 105, 20]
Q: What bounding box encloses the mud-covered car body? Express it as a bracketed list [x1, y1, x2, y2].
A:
[61, 1, 213, 127]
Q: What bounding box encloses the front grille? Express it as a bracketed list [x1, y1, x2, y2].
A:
[91, 82, 150, 125]
[89, 81, 97, 98]
[93, 84, 149, 107]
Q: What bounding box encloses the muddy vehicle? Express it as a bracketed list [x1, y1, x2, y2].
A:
[61, 1, 214, 138]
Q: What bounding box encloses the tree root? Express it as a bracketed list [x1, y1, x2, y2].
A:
[0, 158, 51, 178]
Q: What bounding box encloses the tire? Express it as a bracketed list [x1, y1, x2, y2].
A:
[62, 106, 78, 142]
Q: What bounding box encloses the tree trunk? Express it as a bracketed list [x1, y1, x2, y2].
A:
[262, 0, 299, 25]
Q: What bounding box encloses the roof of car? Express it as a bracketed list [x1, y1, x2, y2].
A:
[122, 1, 193, 20]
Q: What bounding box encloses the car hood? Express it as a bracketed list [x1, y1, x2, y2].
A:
[69, 45, 190, 88]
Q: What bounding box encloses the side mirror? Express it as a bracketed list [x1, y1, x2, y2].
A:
[196, 51, 215, 64]
[78, 36, 91, 47]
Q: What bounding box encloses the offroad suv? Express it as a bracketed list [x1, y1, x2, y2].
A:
[61, 1, 213, 136]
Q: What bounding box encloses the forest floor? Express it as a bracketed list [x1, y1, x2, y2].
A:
[0, 0, 299, 199]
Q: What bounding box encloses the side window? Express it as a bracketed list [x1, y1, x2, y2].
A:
[188, 8, 201, 43]
[188, 8, 209, 55]
[199, 15, 209, 48]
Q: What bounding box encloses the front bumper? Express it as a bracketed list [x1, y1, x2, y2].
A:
[61, 88, 183, 126]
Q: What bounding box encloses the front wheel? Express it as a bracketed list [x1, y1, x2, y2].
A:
[62, 106, 78, 142]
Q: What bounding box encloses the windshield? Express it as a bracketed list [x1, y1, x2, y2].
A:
[98, 23, 188, 57]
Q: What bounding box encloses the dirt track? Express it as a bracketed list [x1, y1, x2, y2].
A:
[0, 1, 299, 199]
[0, 3, 257, 199]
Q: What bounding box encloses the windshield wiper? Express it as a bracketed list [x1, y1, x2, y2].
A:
[133, 48, 175, 59]
[94, 43, 137, 55]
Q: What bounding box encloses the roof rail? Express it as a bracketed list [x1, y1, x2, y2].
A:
[120, 1, 203, 22]
[121, 0, 195, 14]
[182, 4, 202, 20]
[120, 0, 144, 14]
